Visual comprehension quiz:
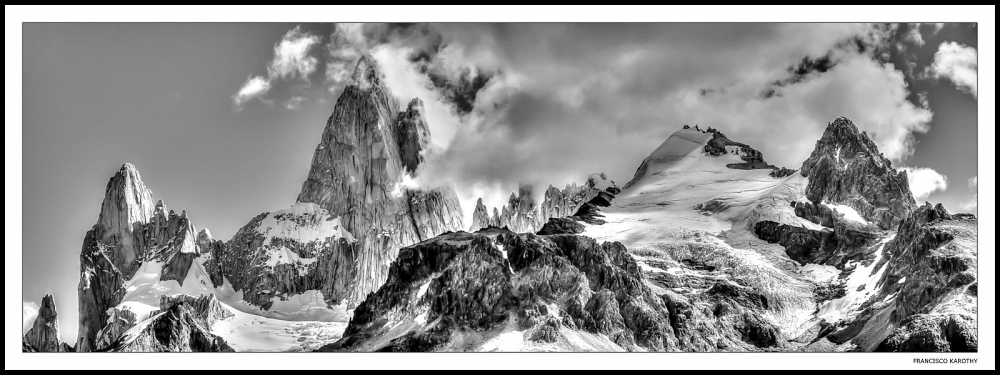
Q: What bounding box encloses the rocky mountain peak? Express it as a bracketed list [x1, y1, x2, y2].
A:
[97, 163, 155, 238]
[280, 55, 465, 307]
[349, 53, 386, 91]
[92, 163, 156, 274]
[800, 117, 916, 229]
[23, 294, 69, 352]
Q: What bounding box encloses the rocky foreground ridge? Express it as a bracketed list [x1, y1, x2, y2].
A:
[317, 118, 976, 353]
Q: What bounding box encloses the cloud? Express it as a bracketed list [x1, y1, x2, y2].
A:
[325, 23, 372, 93]
[268, 26, 322, 82]
[962, 176, 978, 212]
[232, 75, 272, 107]
[931, 23, 946, 35]
[366, 24, 934, 219]
[284, 96, 306, 110]
[232, 26, 321, 108]
[23, 301, 39, 335]
[902, 167, 949, 202]
[236, 24, 943, 221]
[926, 41, 978, 98]
[902, 23, 925, 47]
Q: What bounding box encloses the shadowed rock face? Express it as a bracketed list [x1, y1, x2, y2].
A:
[870, 204, 978, 352]
[23, 295, 68, 352]
[754, 214, 878, 268]
[799, 117, 916, 230]
[95, 306, 139, 350]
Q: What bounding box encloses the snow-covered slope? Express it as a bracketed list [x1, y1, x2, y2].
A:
[582, 128, 842, 342]
[109, 251, 351, 352]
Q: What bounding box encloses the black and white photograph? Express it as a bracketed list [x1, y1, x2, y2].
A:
[5, 5, 994, 371]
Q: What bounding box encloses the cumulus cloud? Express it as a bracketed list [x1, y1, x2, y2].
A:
[232, 26, 321, 108]
[926, 41, 978, 98]
[902, 167, 949, 202]
[902, 23, 926, 48]
[268, 27, 321, 81]
[23, 301, 39, 335]
[361, 24, 932, 219]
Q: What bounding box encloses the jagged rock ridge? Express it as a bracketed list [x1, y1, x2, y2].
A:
[470, 173, 620, 234]
[77, 164, 210, 352]
[799, 117, 916, 229]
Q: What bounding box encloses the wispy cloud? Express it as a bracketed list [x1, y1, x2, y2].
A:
[284, 96, 306, 110]
[232, 26, 321, 109]
[926, 41, 978, 98]
[232, 76, 272, 108]
[902, 167, 949, 202]
[23, 301, 39, 335]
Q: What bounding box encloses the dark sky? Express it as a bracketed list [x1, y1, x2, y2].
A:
[21, 23, 979, 343]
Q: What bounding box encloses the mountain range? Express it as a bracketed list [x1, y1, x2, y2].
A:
[23, 55, 977, 353]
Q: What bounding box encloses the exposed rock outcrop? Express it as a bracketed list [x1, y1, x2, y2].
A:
[799, 117, 916, 229]
[754, 214, 878, 268]
[537, 217, 586, 235]
[106, 301, 234, 353]
[701, 127, 797, 177]
[23, 295, 68, 352]
[95, 306, 139, 350]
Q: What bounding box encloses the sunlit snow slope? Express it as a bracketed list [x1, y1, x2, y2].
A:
[582, 128, 865, 342]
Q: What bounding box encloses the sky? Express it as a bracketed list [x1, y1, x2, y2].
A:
[21, 23, 979, 344]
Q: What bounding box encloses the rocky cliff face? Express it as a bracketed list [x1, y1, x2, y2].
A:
[799, 117, 916, 229]
[105, 296, 234, 353]
[215, 55, 464, 310]
[23, 295, 70, 352]
[77, 164, 212, 352]
[873, 204, 977, 352]
[469, 173, 619, 234]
